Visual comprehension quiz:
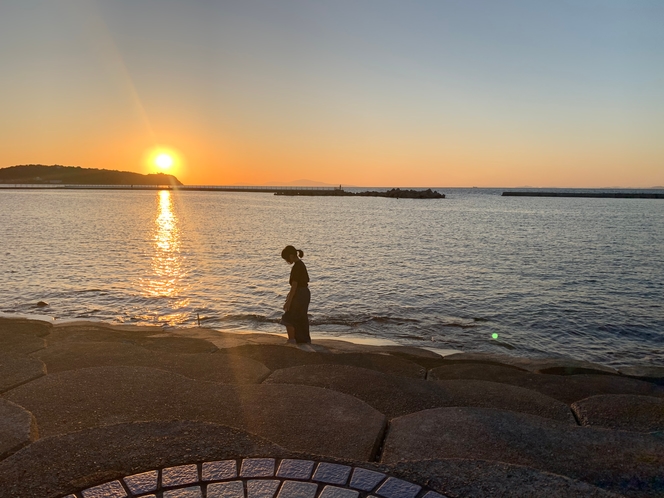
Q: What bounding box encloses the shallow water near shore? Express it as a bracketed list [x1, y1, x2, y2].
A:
[1, 188, 663, 367]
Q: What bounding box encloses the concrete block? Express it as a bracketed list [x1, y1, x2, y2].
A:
[312, 462, 351, 485]
[163, 487, 203, 498]
[247, 479, 280, 498]
[241, 458, 275, 477]
[276, 459, 315, 480]
[81, 480, 126, 498]
[375, 477, 421, 498]
[207, 481, 245, 498]
[123, 470, 158, 494]
[203, 460, 238, 481]
[276, 480, 318, 498]
[349, 468, 385, 492]
[162, 464, 199, 487]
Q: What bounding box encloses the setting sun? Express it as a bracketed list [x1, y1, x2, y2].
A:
[155, 153, 173, 170]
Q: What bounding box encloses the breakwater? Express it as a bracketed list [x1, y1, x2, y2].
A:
[503, 191, 663, 199]
[275, 188, 445, 198]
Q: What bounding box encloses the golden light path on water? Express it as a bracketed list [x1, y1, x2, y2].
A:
[140, 190, 190, 323]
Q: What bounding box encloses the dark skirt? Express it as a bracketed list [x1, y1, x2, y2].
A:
[281, 287, 311, 344]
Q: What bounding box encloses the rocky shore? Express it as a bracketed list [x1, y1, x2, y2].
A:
[1, 317, 663, 498]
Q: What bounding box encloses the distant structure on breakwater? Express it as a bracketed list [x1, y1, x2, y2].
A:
[0, 183, 445, 198]
[275, 187, 445, 198]
[503, 191, 663, 199]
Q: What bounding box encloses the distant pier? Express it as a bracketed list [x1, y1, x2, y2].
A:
[503, 191, 663, 199]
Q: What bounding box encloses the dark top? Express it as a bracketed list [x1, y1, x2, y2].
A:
[289, 260, 309, 288]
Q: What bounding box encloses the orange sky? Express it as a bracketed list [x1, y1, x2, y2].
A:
[1, 1, 662, 187]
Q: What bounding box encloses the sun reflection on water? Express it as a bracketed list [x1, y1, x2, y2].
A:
[140, 190, 190, 323]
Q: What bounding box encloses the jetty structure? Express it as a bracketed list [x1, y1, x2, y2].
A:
[503, 191, 664, 199]
[1, 316, 663, 498]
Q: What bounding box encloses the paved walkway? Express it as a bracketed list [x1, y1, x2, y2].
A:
[70, 458, 441, 498]
[1, 317, 663, 497]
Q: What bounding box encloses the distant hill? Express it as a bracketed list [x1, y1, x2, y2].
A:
[0, 165, 182, 186]
[264, 179, 339, 187]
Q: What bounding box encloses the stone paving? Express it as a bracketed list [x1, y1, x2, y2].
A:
[2, 317, 664, 497]
[64, 458, 445, 498]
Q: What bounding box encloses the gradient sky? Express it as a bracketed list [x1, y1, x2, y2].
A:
[1, 0, 662, 187]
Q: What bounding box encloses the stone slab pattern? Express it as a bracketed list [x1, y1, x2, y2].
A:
[45, 324, 219, 354]
[440, 353, 619, 375]
[572, 394, 664, 432]
[429, 362, 664, 404]
[65, 459, 444, 498]
[383, 406, 664, 497]
[0, 318, 49, 355]
[222, 344, 426, 378]
[386, 459, 625, 498]
[32, 341, 271, 384]
[4, 366, 386, 460]
[0, 399, 38, 460]
[0, 353, 46, 393]
[265, 364, 575, 422]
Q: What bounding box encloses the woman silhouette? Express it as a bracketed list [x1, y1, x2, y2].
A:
[281, 245, 311, 344]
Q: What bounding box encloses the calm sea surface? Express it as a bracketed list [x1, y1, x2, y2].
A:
[1, 188, 663, 367]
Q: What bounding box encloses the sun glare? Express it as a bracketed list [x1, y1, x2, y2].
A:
[155, 153, 173, 170]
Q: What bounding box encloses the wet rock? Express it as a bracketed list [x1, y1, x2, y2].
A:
[0, 399, 38, 460]
[36, 301, 49, 307]
[619, 365, 664, 386]
[4, 366, 385, 460]
[382, 407, 664, 498]
[572, 394, 664, 432]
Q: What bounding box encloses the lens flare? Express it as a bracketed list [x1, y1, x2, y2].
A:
[492, 333, 499, 339]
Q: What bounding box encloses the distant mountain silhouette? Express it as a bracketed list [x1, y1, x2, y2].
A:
[0, 165, 182, 186]
[263, 179, 339, 187]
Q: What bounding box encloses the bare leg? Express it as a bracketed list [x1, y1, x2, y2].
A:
[286, 324, 295, 341]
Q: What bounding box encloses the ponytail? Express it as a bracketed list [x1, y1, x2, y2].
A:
[281, 245, 304, 261]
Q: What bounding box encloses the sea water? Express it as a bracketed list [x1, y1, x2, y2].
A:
[1, 188, 662, 367]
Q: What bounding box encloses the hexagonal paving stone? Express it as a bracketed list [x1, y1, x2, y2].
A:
[266, 364, 574, 422]
[0, 399, 38, 460]
[572, 394, 664, 432]
[382, 406, 664, 497]
[32, 341, 270, 384]
[4, 366, 386, 460]
[0, 353, 45, 393]
[429, 362, 664, 404]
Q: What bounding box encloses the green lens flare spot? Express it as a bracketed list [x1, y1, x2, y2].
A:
[492, 333, 499, 339]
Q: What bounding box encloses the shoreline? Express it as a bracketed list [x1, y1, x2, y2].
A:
[1, 312, 662, 378]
